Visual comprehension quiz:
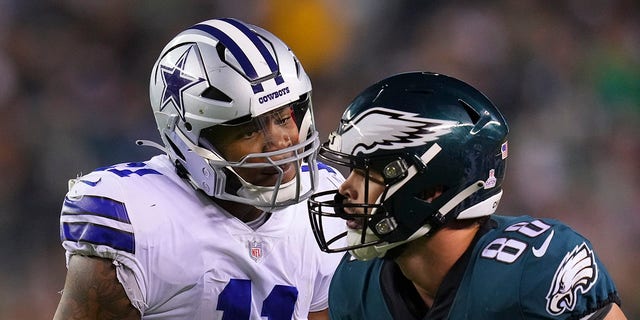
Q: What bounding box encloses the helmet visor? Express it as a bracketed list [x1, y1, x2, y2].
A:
[199, 95, 313, 187]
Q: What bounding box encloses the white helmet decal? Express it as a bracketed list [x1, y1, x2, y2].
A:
[331, 107, 458, 155]
[546, 242, 598, 316]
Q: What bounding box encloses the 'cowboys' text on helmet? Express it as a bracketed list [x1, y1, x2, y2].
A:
[148, 18, 318, 210]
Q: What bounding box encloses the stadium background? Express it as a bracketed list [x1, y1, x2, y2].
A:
[0, 1, 638, 318]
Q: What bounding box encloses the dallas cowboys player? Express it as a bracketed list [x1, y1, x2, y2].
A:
[54, 18, 344, 320]
[308, 72, 626, 319]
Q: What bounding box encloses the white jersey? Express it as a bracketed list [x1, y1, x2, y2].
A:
[60, 155, 345, 320]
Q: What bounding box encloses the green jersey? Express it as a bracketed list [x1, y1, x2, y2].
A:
[329, 215, 621, 319]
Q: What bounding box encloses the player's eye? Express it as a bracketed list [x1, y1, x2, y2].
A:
[352, 168, 384, 185]
[270, 107, 293, 126]
[236, 124, 260, 140]
[274, 115, 292, 126]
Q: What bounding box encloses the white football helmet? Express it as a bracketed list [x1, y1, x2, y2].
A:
[148, 18, 318, 210]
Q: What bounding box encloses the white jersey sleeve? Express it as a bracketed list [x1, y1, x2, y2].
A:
[60, 155, 345, 319]
[302, 161, 346, 312]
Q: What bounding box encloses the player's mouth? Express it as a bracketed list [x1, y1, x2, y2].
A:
[341, 205, 365, 230]
[346, 218, 365, 230]
[254, 163, 295, 185]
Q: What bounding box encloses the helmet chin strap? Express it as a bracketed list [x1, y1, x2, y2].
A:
[236, 177, 298, 211]
[173, 127, 313, 209]
[348, 224, 433, 261]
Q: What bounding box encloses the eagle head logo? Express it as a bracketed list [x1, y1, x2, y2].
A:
[545, 242, 598, 316]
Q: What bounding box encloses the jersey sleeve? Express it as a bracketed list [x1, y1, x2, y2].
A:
[308, 161, 346, 312]
[59, 166, 149, 312]
[308, 223, 346, 312]
[452, 216, 621, 319]
[61, 171, 132, 254]
[519, 219, 621, 319]
[308, 253, 335, 312]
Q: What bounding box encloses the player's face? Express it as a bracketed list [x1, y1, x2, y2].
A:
[208, 105, 300, 186]
[338, 168, 386, 230]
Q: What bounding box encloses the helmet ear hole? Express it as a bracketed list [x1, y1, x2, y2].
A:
[294, 57, 302, 77]
[202, 86, 232, 103]
[418, 185, 447, 204]
[215, 42, 226, 60]
[184, 122, 192, 131]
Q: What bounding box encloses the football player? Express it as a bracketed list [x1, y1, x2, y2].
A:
[54, 18, 344, 320]
[308, 72, 626, 319]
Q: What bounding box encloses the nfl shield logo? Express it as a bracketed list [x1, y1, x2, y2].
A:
[249, 240, 265, 262]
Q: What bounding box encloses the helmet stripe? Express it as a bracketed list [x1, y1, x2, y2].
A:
[190, 23, 264, 93]
[190, 19, 286, 93]
[220, 18, 284, 85]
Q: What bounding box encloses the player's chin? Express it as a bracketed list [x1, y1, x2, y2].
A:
[250, 164, 297, 186]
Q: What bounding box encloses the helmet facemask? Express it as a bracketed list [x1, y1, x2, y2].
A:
[180, 96, 319, 211]
[309, 147, 389, 254]
[309, 142, 444, 260]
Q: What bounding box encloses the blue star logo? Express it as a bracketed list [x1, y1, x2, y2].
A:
[159, 45, 204, 118]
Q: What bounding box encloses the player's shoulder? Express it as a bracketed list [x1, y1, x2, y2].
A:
[330, 253, 389, 318]
[470, 214, 620, 318]
[80, 154, 175, 183]
[486, 215, 592, 258]
[331, 253, 384, 294]
[60, 155, 196, 246]
[479, 214, 601, 270]
[66, 155, 179, 197]
[60, 154, 214, 257]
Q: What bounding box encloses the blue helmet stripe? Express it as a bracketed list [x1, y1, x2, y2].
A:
[62, 222, 135, 253]
[219, 18, 282, 82]
[62, 195, 131, 224]
[190, 24, 265, 93]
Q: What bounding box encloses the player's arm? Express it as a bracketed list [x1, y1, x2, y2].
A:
[602, 303, 627, 320]
[54, 255, 140, 320]
[308, 308, 329, 320]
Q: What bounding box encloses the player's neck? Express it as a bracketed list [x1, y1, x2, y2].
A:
[394, 224, 479, 308]
[213, 198, 265, 223]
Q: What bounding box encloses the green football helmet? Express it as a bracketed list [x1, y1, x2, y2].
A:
[308, 72, 509, 260]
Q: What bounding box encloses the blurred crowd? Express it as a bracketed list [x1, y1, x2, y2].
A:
[0, 1, 638, 318]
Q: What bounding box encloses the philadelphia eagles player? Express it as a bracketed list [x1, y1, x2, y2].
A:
[308, 72, 626, 319]
[54, 18, 344, 320]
